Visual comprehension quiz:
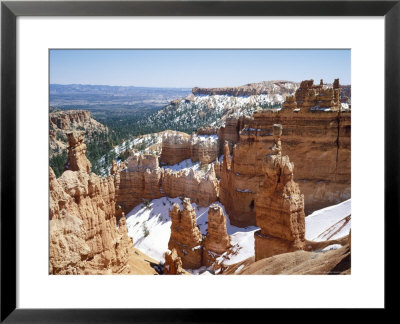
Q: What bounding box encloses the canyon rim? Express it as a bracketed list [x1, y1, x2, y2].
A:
[49, 49, 351, 275]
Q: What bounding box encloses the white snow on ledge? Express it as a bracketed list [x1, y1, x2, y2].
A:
[305, 199, 351, 241]
[161, 158, 201, 172]
[195, 134, 219, 142]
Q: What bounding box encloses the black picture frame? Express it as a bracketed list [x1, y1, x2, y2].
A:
[1, 0, 398, 321]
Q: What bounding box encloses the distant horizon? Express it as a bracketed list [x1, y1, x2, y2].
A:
[50, 49, 351, 87]
[50, 77, 352, 90]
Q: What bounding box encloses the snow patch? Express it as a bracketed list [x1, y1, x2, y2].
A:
[305, 199, 351, 242]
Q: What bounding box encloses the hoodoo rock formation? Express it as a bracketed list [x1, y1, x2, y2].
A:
[283, 79, 341, 111]
[203, 204, 231, 267]
[164, 248, 185, 275]
[168, 198, 203, 269]
[64, 132, 91, 173]
[49, 135, 135, 274]
[254, 124, 306, 261]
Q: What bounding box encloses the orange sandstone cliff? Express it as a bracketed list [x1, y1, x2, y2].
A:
[49, 133, 135, 274]
[117, 151, 219, 214]
[216, 107, 350, 226]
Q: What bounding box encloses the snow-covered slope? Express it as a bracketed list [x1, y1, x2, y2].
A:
[125, 197, 351, 273]
[97, 132, 163, 176]
[305, 199, 351, 242]
[125, 197, 259, 265]
[145, 93, 288, 134]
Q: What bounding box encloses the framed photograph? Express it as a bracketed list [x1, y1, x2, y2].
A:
[1, 0, 398, 321]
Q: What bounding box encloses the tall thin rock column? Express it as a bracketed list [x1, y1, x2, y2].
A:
[168, 198, 203, 269]
[254, 124, 306, 261]
[203, 204, 230, 267]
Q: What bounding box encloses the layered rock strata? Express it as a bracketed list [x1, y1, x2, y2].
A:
[283, 79, 342, 111]
[49, 158, 134, 275]
[192, 80, 298, 97]
[49, 110, 107, 133]
[64, 132, 91, 173]
[160, 131, 219, 166]
[160, 131, 191, 165]
[190, 134, 219, 165]
[254, 124, 306, 261]
[49, 110, 108, 156]
[117, 153, 164, 213]
[117, 151, 219, 214]
[203, 204, 231, 267]
[162, 165, 219, 207]
[168, 199, 203, 269]
[217, 106, 350, 226]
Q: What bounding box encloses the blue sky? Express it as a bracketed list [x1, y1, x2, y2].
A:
[50, 49, 351, 88]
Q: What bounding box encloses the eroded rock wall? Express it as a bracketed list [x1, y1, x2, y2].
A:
[160, 131, 219, 166]
[49, 168, 134, 275]
[218, 108, 350, 226]
[160, 131, 191, 165]
[283, 79, 341, 111]
[117, 152, 219, 214]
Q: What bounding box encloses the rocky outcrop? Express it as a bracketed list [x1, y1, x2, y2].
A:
[162, 165, 219, 207]
[49, 110, 108, 157]
[160, 131, 191, 166]
[217, 106, 350, 226]
[49, 167, 134, 274]
[282, 95, 297, 110]
[168, 199, 203, 269]
[190, 134, 219, 165]
[283, 79, 342, 111]
[160, 131, 219, 166]
[218, 136, 264, 227]
[216, 116, 250, 153]
[49, 110, 107, 133]
[117, 153, 164, 213]
[197, 126, 218, 136]
[254, 124, 306, 261]
[163, 248, 185, 275]
[192, 80, 298, 97]
[117, 150, 219, 214]
[49, 132, 136, 275]
[203, 204, 230, 267]
[64, 132, 91, 173]
[240, 245, 350, 275]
